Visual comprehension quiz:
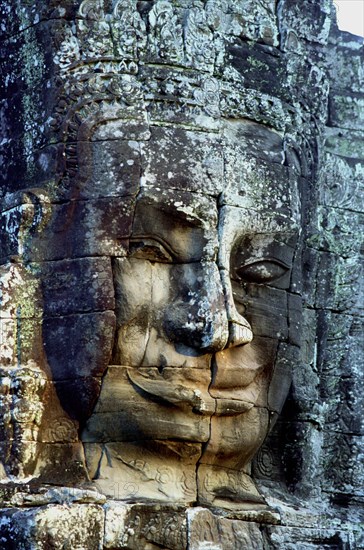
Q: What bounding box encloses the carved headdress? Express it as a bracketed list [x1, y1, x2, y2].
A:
[48, 0, 321, 198]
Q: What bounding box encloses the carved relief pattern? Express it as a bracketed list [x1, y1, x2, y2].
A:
[44, 417, 79, 443]
[148, 1, 184, 63]
[0, 367, 46, 476]
[77, 0, 114, 58]
[184, 8, 215, 71]
[111, 0, 147, 60]
[1, 3, 363, 546]
[53, 26, 80, 71]
[193, 76, 221, 117]
[142, 513, 187, 549]
[205, 0, 229, 32]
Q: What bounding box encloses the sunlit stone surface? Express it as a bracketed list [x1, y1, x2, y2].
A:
[0, 0, 362, 547]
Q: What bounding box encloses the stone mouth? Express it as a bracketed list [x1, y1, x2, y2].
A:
[127, 367, 256, 416]
[213, 398, 255, 416]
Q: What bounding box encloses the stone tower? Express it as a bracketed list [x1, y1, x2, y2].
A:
[0, 1, 362, 547]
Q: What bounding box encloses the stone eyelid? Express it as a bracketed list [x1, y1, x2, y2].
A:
[234, 257, 290, 284]
[129, 236, 177, 262]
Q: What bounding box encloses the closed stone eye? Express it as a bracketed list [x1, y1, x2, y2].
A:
[235, 259, 289, 284]
[129, 237, 174, 263]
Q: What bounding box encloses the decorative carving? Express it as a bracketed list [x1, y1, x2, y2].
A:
[111, 0, 146, 59]
[77, 0, 113, 58]
[45, 417, 79, 443]
[185, 8, 215, 71]
[1, 191, 51, 260]
[78, 0, 104, 21]
[0, 367, 46, 477]
[253, 445, 274, 479]
[53, 26, 80, 72]
[194, 76, 221, 117]
[148, 1, 184, 63]
[205, 0, 229, 31]
[322, 154, 361, 209]
[143, 513, 187, 549]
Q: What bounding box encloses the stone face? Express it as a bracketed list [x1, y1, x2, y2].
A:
[0, 0, 363, 547]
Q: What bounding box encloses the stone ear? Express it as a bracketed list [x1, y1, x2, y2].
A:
[2, 189, 51, 261]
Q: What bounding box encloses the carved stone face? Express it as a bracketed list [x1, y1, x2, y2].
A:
[82, 121, 302, 508]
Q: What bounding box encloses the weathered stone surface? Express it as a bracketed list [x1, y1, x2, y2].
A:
[318, 153, 364, 222]
[315, 252, 362, 311]
[140, 127, 224, 196]
[77, 139, 142, 200]
[0, 504, 104, 549]
[188, 507, 265, 549]
[0, 0, 363, 547]
[38, 257, 115, 316]
[329, 92, 364, 130]
[266, 527, 351, 548]
[324, 128, 364, 159]
[104, 502, 188, 550]
[0, 485, 106, 508]
[267, 343, 298, 415]
[43, 312, 115, 381]
[85, 439, 200, 503]
[42, 311, 115, 425]
[279, 0, 332, 47]
[242, 284, 289, 339]
[29, 197, 134, 261]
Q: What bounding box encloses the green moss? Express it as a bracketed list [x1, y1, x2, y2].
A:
[247, 55, 269, 71]
[19, 25, 45, 181]
[10, 267, 42, 365]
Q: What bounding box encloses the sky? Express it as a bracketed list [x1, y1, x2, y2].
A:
[334, 0, 364, 37]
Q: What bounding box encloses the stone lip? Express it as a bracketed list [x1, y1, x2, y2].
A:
[127, 366, 259, 416]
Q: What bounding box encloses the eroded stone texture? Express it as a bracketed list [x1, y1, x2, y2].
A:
[0, 503, 104, 549]
[0, 0, 363, 548]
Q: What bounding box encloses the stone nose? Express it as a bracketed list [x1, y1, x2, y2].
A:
[227, 319, 253, 347]
[219, 269, 253, 348]
[163, 262, 229, 354]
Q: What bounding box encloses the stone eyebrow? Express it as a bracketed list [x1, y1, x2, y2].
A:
[139, 198, 214, 229]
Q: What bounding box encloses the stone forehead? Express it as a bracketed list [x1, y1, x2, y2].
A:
[109, 122, 289, 196]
